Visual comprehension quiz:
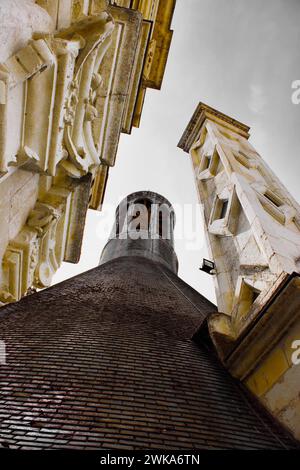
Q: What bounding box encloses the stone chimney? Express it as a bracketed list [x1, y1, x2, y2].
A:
[100, 191, 178, 273]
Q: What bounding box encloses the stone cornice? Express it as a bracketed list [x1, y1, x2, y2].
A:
[178, 102, 251, 153]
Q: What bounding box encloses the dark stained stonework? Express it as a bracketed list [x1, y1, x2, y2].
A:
[0, 256, 298, 450]
[100, 191, 178, 273]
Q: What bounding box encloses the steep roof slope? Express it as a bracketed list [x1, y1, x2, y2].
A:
[0, 256, 297, 449]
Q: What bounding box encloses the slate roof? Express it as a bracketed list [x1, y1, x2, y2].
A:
[0, 256, 297, 449]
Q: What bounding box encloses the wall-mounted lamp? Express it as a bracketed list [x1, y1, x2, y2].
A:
[199, 258, 216, 275]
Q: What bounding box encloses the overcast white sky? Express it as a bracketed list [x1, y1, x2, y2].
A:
[53, 0, 300, 303]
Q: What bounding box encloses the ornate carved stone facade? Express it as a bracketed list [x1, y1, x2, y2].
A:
[0, 0, 176, 304]
[179, 103, 300, 441]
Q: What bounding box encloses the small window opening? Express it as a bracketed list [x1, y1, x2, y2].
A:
[264, 191, 282, 208]
[219, 199, 229, 220]
[203, 155, 211, 170]
[158, 212, 163, 237]
[237, 280, 261, 319]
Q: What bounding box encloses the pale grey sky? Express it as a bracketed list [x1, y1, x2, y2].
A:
[53, 0, 300, 303]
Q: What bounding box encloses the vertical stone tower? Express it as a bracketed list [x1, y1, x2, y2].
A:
[100, 191, 178, 273]
[178, 103, 300, 441]
[0, 191, 297, 449]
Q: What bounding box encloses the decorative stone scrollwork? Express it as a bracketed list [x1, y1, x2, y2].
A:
[0, 10, 114, 178]
[0, 186, 72, 303]
[27, 202, 60, 231]
[59, 14, 114, 178]
[27, 201, 62, 288]
[0, 228, 40, 303]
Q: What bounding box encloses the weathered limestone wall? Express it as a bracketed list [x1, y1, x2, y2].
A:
[0, 0, 54, 293]
[0, 0, 54, 62]
[0, 170, 39, 267]
[246, 315, 300, 440]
